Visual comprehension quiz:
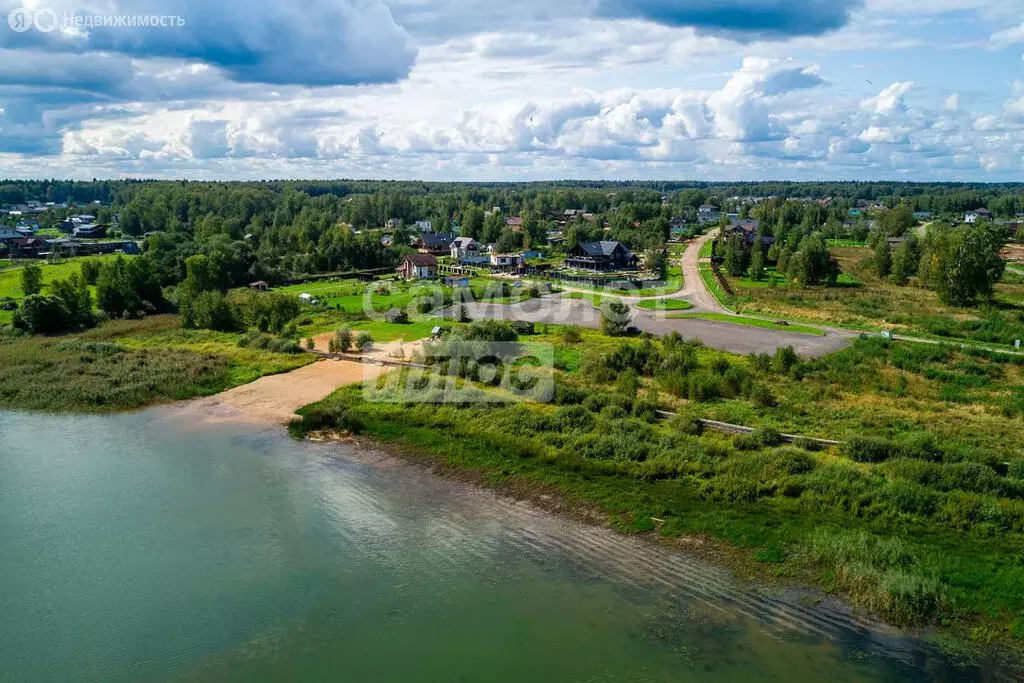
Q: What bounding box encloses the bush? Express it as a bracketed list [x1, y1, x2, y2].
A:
[735, 427, 783, 451]
[773, 346, 800, 374]
[12, 295, 73, 335]
[1009, 460, 1024, 480]
[844, 436, 897, 463]
[305, 337, 316, 350]
[601, 301, 631, 336]
[463, 319, 518, 342]
[561, 326, 582, 344]
[669, 415, 704, 435]
[553, 404, 595, 432]
[600, 404, 629, 421]
[184, 290, 236, 332]
[335, 326, 353, 352]
[355, 331, 374, 352]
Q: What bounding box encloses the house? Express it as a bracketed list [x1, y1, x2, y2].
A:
[248, 281, 269, 291]
[965, 208, 991, 224]
[416, 232, 454, 255]
[72, 224, 106, 238]
[6, 237, 48, 257]
[415, 219, 433, 233]
[505, 217, 524, 231]
[385, 218, 402, 231]
[913, 211, 932, 220]
[450, 236, 480, 259]
[697, 204, 720, 224]
[490, 252, 526, 271]
[397, 253, 438, 280]
[564, 241, 637, 271]
[0, 226, 18, 241]
[723, 219, 774, 248]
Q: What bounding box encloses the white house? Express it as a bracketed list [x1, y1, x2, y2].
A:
[490, 252, 525, 270]
[415, 220, 433, 233]
[450, 236, 479, 259]
[964, 208, 991, 224]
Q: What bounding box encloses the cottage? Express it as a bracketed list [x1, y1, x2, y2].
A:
[249, 281, 269, 291]
[723, 220, 773, 247]
[913, 211, 932, 220]
[697, 204, 720, 224]
[415, 219, 433, 233]
[563, 241, 637, 271]
[416, 232, 454, 255]
[450, 236, 480, 259]
[505, 217, 524, 231]
[0, 226, 18, 241]
[965, 209, 991, 224]
[490, 252, 526, 272]
[72, 224, 106, 239]
[397, 253, 438, 280]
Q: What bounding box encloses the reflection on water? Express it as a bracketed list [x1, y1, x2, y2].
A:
[0, 408, 1007, 682]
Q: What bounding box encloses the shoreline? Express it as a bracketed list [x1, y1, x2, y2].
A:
[297, 427, 1011, 671]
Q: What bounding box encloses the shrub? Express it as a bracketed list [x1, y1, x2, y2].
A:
[844, 435, 897, 463]
[561, 326, 582, 344]
[13, 295, 73, 335]
[553, 382, 589, 406]
[748, 382, 778, 407]
[553, 405, 595, 432]
[305, 338, 316, 350]
[335, 326, 353, 352]
[686, 369, 723, 402]
[464, 319, 518, 342]
[355, 331, 374, 352]
[773, 345, 800, 374]
[600, 404, 629, 421]
[1009, 460, 1024, 480]
[669, 415, 704, 435]
[632, 398, 660, 422]
[734, 427, 783, 451]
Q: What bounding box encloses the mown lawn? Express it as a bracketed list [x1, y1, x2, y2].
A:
[0, 255, 126, 300]
[636, 298, 693, 311]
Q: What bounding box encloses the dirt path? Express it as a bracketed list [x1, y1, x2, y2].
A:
[678, 229, 728, 314]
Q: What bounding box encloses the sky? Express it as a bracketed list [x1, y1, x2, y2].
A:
[1, 0, 1024, 181]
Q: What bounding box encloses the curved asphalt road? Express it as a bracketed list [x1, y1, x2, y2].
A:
[446, 233, 859, 358]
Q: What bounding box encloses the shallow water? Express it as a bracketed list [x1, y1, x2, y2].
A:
[0, 408, 1001, 681]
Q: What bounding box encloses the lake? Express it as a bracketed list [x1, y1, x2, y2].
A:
[0, 408, 998, 681]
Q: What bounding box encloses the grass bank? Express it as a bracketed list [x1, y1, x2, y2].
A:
[669, 312, 825, 336]
[0, 315, 314, 412]
[290, 334, 1024, 657]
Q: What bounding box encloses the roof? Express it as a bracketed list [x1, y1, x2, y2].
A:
[578, 241, 630, 257]
[452, 236, 477, 248]
[418, 233, 454, 248]
[727, 219, 760, 234]
[505, 217, 524, 226]
[402, 253, 438, 267]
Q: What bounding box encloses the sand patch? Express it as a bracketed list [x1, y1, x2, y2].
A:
[196, 359, 386, 424]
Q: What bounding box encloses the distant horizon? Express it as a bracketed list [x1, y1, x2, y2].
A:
[3, 177, 1024, 188]
[2, 1, 1023, 181]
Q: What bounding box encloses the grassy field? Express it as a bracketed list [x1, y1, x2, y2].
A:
[699, 238, 714, 258]
[636, 298, 693, 311]
[291, 333, 1024, 655]
[0, 315, 314, 412]
[543, 265, 683, 299]
[669, 312, 825, 336]
[724, 247, 1024, 346]
[0, 255, 125, 300]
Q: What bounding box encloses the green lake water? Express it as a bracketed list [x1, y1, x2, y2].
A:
[0, 408, 1003, 681]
